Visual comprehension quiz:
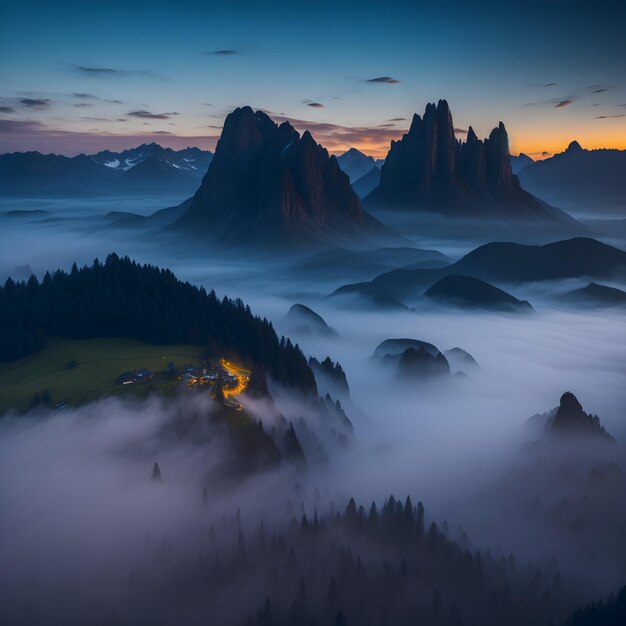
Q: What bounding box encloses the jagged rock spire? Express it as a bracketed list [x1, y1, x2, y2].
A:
[550, 391, 613, 440]
[176, 106, 380, 245]
[366, 100, 555, 220]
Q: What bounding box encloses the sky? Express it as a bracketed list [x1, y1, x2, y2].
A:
[1, 0, 625, 159]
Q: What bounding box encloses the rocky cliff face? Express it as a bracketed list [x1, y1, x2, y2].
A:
[366, 100, 556, 219]
[176, 107, 388, 246]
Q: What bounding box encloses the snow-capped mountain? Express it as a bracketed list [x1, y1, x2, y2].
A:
[0, 144, 213, 197]
[91, 143, 212, 176]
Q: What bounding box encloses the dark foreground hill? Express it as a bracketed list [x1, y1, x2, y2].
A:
[175, 107, 397, 249]
[0, 255, 316, 394]
[424, 275, 533, 312]
[333, 237, 626, 304]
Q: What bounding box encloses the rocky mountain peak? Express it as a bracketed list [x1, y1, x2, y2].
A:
[566, 140, 583, 153]
[550, 391, 613, 440]
[366, 100, 554, 219]
[175, 106, 392, 246]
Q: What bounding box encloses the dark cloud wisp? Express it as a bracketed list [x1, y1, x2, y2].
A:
[19, 98, 52, 109]
[75, 66, 163, 80]
[127, 110, 179, 120]
[366, 76, 400, 84]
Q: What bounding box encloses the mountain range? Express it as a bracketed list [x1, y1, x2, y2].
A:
[332, 237, 626, 304]
[174, 107, 398, 248]
[0, 143, 213, 197]
[335, 148, 384, 183]
[517, 141, 626, 216]
[364, 100, 567, 222]
[336, 148, 383, 199]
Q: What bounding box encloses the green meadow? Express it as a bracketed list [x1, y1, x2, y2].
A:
[0, 337, 202, 415]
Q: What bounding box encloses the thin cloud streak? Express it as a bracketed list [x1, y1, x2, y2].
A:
[366, 76, 400, 84]
[19, 98, 52, 109]
[74, 66, 165, 80]
[127, 110, 179, 120]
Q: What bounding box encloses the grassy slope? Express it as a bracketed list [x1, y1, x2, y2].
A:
[0, 337, 202, 415]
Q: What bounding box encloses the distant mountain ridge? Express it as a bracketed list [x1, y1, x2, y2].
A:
[517, 140, 626, 216]
[332, 237, 626, 304]
[0, 143, 213, 197]
[365, 99, 567, 222]
[175, 106, 398, 248]
[336, 148, 384, 182]
[510, 153, 534, 175]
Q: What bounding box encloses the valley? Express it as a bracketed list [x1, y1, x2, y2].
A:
[1, 3, 625, 623]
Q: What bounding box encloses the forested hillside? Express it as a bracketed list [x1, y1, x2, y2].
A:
[0, 254, 316, 394]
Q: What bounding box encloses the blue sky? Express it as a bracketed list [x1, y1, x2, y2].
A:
[1, 0, 625, 157]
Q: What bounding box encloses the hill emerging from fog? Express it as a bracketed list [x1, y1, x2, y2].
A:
[518, 141, 626, 216]
[562, 282, 626, 307]
[365, 100, 574, 224]
[333, 237, 626, 304]
[530, 392, 615, 442]
[424, 275, 533, 312]
[283, 303, 337, 337]
[0, 144, 212, 197]
[550, 392, 614, 440]
[175, 107, 399, 249]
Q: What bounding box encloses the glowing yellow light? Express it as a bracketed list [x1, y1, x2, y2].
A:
[219, 359, 250, 398]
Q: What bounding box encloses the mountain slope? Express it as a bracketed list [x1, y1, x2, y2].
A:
[365, 99, 569, 222]
[352, 165, 381, 198]
[175, 106, 398, 248]
[510, 153, 534, 174]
